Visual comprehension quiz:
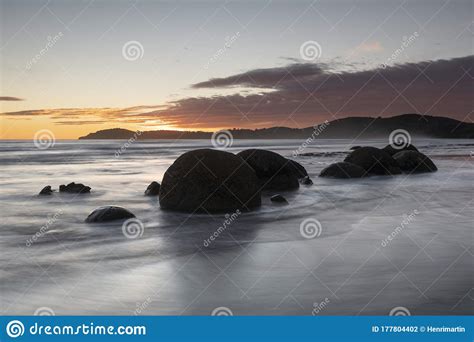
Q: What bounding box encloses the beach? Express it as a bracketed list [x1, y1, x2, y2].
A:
[1, 138, 472, 315]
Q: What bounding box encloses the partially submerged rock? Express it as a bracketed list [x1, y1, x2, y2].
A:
[145, 181, 160, 196]
[286, 159, 308, 179]
[393, 151, 437, 173]
[59, 182, 91, 194]
[237, 149, 300, 190]
[39, 185, 53, 195]
[344, 147, 402, 175]
[300, 176, 313, 185]
[382, 144, 418, 156]
[159, 149, 261, 212]
[319, 162, 367, 178]
[270, 194, 288, 204]
[85, 206, 135, 223]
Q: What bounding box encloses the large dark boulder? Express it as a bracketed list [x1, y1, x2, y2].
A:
[237, 149, 300, 190]
[59, 182, 91, 193]
[85, 206, 135, 223]
[382, 144, 418, 156]
[393, 151, 437, 173]
[319, 162, 367, 178]
[145, 181, 160, 196]
[159, 149, 261, 212]
[344, 147, 402, 175]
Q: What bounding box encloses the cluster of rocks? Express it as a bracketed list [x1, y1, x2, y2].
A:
[159, 149, 310, 213]
[39, 182, 91, 195]
[37, 145, 438, 222]
[319, 144, 437, 179]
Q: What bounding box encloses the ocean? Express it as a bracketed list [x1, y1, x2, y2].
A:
[0, 139, 473, 315]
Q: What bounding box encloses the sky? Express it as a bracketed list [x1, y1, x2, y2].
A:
[0, 0, 472, 139]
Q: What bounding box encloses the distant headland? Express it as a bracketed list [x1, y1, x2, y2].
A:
[79, 114, 474, 140]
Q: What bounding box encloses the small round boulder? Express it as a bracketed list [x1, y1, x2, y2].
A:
[145, 181, 160, 196]
[319, 162, 367, 178]
[344, 147, 402, 175]
[85, 206, 136, 223]
[270, 194, 288, 204]
[237, 149, 300, 190]
[159, 149, 261, 212]
[393, 151, 437, 173]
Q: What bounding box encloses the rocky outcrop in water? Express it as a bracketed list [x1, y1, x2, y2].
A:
[59, 182, 91, 194]
[39, 186, 53, 195]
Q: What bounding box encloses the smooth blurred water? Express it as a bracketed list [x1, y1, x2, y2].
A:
[0, 138, 473, 315]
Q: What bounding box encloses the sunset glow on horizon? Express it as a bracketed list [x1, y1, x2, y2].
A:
[1, 0, 472, 139]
